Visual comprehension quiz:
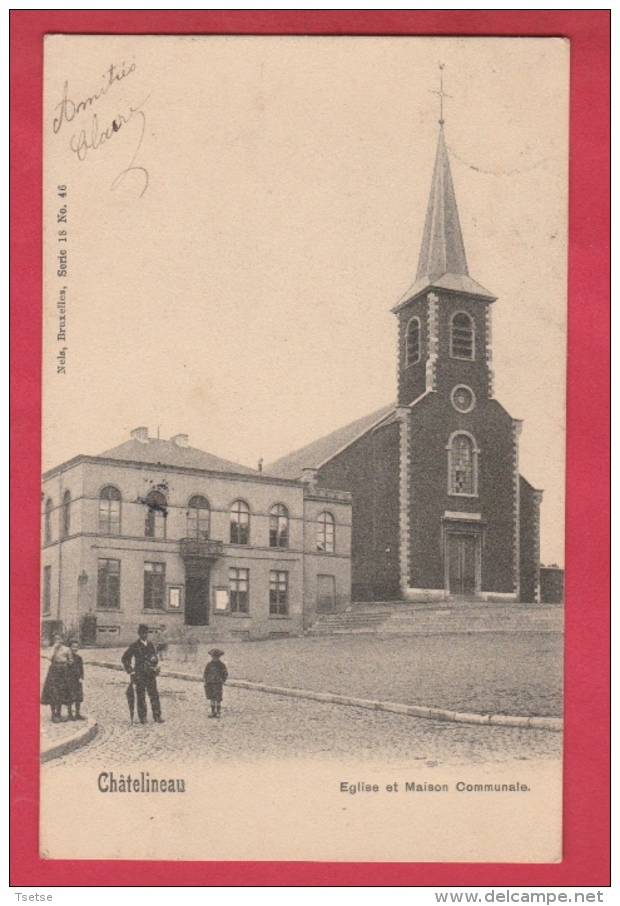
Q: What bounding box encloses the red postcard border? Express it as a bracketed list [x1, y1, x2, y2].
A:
[10, 10, 610, 887]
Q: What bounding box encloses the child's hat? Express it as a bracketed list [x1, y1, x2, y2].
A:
[208, 648, 224, 657]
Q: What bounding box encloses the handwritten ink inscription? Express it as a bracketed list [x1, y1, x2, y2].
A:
[52, 62, 150, 197]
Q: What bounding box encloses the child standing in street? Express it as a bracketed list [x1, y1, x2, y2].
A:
[203, 649, 228, 718]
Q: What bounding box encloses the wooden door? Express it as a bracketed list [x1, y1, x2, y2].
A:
[185, 574, 210, 625]
[317, 574, 336, 613]
[447, 534, 477, 597]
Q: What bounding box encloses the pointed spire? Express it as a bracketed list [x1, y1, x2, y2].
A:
[416, 125, 469, 282]
[392, 69, 496, 313]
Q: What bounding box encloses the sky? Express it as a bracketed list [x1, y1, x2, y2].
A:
[43, 36, 568, 564]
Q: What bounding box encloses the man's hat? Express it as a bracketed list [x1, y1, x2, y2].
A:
[208, 648, 224, 657]
[138, 623, 149, 634]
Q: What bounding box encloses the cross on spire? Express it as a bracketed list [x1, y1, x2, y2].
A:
[392, 65, 496, 308]
[431, 62, 451, 125]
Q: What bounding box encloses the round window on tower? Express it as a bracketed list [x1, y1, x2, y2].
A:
[451, 385, 476, 414]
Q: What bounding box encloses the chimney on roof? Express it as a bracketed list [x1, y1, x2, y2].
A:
[130, 427, 149, 443]
[301, 468, 318, 490]
[171, 433, 189, 447]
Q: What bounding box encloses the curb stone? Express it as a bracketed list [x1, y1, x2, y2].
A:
[41, 719, 98, 762]
[88, 659, 562, 733]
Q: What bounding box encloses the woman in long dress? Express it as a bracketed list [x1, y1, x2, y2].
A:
[41, 633, 73, 722]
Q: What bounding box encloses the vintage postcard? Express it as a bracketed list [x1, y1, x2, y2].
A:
[40, 35, 568, 863]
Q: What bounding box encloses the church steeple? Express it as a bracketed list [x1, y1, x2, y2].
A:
[393, 101, 495, 309]
[416, 125, 468, 282]
[394, 77, 498, 408]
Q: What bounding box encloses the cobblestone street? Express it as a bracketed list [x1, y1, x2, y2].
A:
[43, 664, 561, 770]
[187, 632, 563, 717]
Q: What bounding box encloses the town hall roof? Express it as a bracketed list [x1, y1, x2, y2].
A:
[100, 433, 258, 476]
[265, 403, 395, 480]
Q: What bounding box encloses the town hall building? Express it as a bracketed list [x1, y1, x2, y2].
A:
[41, 429, 352, 645]
[266, 122, 543, 606]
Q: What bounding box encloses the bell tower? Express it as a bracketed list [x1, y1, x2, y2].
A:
[393, 78, 496, 408]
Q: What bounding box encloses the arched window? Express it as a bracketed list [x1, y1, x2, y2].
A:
[230, 500, 250, 545]
[448, 432, 479, 496]
[317, 511, 335, 553]
[450, 312, 475, 360]
[187, 495, 210, 539]
[269, 504, 289, 549]
[144, 490, 167, 539]
[61, 490, 71, 537]
[406, 316, 421, 367]
[99, 486, 122, 535]
[44, 498, 53, 544]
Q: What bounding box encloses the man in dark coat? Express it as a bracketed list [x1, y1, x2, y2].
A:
[121, 624, 164, 724]
[203, 648, 228, 718]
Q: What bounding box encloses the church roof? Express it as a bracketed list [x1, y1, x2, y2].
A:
[393, 125, 494, 311]
[264, 403, 395, 479]
[99, 436, 258, 476]
[393, 272, 496, 311]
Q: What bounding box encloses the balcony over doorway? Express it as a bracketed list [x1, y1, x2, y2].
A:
[179, 538, 224, 562]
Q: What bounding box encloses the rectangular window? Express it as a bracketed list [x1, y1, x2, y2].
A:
[229, 568, 249, 614]
[269, 570, 288, 616]
[144, 562, 166, 611]
[42, 565, 52, 615]
[97, 558, 121, 610]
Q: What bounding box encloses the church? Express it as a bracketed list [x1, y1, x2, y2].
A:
[266, 121, 543, 606]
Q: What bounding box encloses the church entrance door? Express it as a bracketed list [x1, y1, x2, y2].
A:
[185, 571, 210, 626]
[447, 533, 478, 597]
